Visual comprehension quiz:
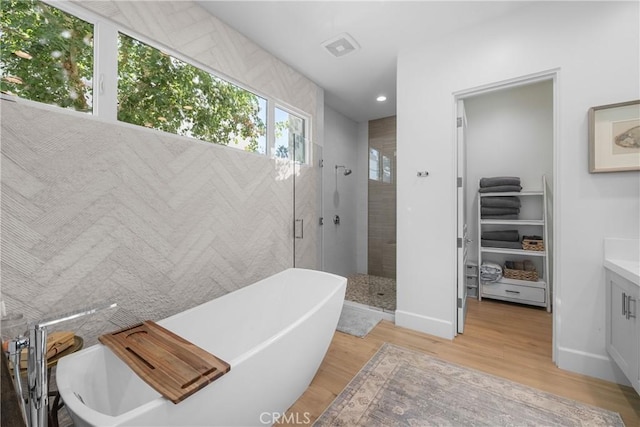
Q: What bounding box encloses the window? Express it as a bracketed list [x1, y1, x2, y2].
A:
[274, 107, 306, 163]
[118, 33, 266, 152]
[382, 154, 392, 183]
[369, 148, 393, 183]
[369, 148, 380, 180]
[0, 0, 94, 112]
[1, 1, 309, 159]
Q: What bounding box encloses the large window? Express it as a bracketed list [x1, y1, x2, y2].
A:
[118, 33, 266, 152]
[0, 0, 308, 159]
[0, 0, 94, 112]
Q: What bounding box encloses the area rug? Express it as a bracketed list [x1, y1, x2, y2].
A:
[314, 343, 625, 426]
[336, 304, 383, 338]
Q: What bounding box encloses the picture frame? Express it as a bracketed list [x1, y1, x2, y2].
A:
[588, 100, 640, 173]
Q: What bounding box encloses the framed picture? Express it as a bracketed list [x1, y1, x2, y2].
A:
[589, 100, 640, 173]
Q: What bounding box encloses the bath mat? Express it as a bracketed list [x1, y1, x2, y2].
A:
[314, 343, 625, 426]
[336, 305, 383, 338]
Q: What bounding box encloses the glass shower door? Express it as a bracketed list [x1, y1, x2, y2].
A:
[293, 135, 322, 269]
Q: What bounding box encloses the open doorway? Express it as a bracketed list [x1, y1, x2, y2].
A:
[345, 116, 397, 315]
[455, 74, 556, 362]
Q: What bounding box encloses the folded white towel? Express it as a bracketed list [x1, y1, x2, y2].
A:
[480, 262, 502, 273]
[480, 262, 503, 282]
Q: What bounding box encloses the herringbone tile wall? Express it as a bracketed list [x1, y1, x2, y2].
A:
[1, 0, 322, 344]
[1, 100, 302, 344]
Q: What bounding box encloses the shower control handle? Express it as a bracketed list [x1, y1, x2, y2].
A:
[333, 215, 340, 225]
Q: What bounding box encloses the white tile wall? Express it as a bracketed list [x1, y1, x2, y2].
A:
[1, 101, 300, 344]
[1, 0, 321, 344]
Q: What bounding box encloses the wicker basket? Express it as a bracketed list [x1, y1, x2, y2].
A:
[503, 265, 539, 282]
[522, 239, 544, 251]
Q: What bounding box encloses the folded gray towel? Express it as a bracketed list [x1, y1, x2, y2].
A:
[505, 261, 522, 270]
[481, 230, 520, 242]
[480, 196, 521, 209]
[481, 214, 519, 220]
[481, 239, 523, 249]
[481, 207, 520, 216]
[478, 185, 522, 193]
[480, 177, 521, 188]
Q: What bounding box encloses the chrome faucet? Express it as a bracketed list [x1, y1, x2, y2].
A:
[7, 303, 116, 427]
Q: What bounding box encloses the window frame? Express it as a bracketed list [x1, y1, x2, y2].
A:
[273, 103, 311, 164]
[0, 0, 98, 113]
[4, 0, 312, 159]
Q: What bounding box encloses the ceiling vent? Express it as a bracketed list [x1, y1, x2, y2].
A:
[321, 33, 360, 58]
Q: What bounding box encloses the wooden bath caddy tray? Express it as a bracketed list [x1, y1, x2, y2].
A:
[99, 321, 230, 404]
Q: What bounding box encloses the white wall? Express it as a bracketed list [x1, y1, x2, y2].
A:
[465, 80, 554, 264]
[322, 106, 359, 277]
[397, 0, 639, 384]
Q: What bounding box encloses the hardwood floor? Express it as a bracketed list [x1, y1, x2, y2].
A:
[284, 298, 640, 426]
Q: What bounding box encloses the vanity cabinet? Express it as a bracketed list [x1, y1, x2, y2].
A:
[606, 269, 639, 395]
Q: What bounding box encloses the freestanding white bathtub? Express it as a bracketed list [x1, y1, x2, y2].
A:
[57, 268, 346, 426]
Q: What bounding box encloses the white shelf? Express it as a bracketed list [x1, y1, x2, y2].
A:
[480, 247, 546, 257]
[478, 176, 550, 312]
[480, 219, 544, 226]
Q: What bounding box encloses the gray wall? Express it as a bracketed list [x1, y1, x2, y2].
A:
[322, 106, 359, 278]
[356, 122, 369, 274]
[368, 116, 397, 279]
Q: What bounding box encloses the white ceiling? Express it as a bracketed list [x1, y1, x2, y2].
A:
[197, 1, 531, 123]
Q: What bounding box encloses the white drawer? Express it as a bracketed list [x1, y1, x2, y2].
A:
[466, 264, 478, 276]
[482, 281, 545, 303]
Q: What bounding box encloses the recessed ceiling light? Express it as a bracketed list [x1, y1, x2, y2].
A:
[376, 95, 387, 102]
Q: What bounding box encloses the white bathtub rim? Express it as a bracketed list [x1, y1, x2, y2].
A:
[229, 269, 346, 366]
[58, 268, 346, 425]
[57, 345, 166, 427]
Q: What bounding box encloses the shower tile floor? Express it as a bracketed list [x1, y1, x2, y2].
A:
[346, 274, 396, 312]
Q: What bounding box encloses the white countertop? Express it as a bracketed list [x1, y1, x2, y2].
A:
[604, 238, 640, 287]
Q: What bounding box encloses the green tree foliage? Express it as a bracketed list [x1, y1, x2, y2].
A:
[1, 0, 266, 151]
[0, 0, 93, 112]
[118, 34, 265, 150]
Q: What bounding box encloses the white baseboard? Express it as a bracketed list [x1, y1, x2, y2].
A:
[395, 310, 455, 340]
[556, 346, 631, 386]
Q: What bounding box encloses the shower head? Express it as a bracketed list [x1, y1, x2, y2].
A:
[335, 165, 352, 176]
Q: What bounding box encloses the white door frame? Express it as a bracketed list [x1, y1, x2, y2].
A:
[456, 99, 468, 334]
[452, 68, 560, 363]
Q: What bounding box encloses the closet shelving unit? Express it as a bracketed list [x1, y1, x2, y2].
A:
[478, 176, 550, 312]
